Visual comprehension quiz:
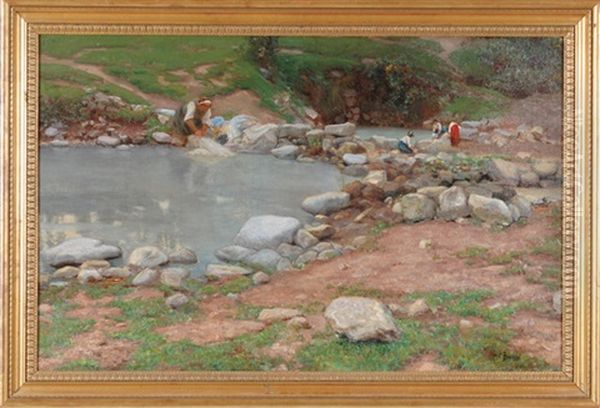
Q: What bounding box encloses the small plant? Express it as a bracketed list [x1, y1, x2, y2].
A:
[532, 237, 562, 260]
[501, 264, 526, 276]
[488, 251, 522, 266]
[456, 246, 489, 259]
[370, 221, 391, 236]
[58, 358, 101, 371]
[332, 283, 390, 300]
[236, 303, 263, 320]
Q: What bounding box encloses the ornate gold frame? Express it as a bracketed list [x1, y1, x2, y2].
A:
[1, 1, 599, 406]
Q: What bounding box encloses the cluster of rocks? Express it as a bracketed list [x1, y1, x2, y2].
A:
[41, 92, 172, 149]
[211, 214, 349, 278]
[457, 120, 558, 147]
[335, 149, 561, 227]
[42, 237, 202, 309]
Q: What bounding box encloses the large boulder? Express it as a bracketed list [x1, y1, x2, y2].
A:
[215, 245, 255, 263]
[342, 153, 368, 166]
[510, 195, 533, 218]
[399, 193, 436, 222]
[438, 186, 470, 220]
[234, 215, 302, 250]
[532, 159, 560, 179]
[487, 158, 521, 186]
[324, 297, 401, 342]
[132, 268, 160, 286]
[160, 267, 191, 288]
[43, 237, 121, 267]
[468, 194, 513, 225]
[271, 145, 300, 160]
[244, 249, 283, 271]
[239, 124, 279, 153]
[301, 192, 350, 215]
[128, 246, 169, 268]
[324, 122, 356, 137]
[97, 135, 121, 147]
[278, 124, 311, 139]
[227, 115, 259, 142]
[168, 247, 197, 264]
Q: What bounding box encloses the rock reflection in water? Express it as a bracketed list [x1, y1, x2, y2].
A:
[40, 146, 347, 274]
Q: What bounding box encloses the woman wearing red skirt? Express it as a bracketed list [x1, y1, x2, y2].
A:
[449, 122, 461, 146]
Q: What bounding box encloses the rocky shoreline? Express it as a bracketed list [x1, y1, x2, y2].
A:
[40, 91, 563, 356]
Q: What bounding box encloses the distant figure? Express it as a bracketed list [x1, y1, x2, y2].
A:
[398, 131, 415, 154]
[432, 119, 447, 139]
[448, 121, 461, 146]
[173, 97, 213, 145]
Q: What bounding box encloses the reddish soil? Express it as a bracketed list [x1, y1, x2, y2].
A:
[240, 208, 558, 308]
[39, 292, 137, 371]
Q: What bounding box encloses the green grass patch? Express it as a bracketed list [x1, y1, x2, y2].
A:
[435, 325, 552, 371]
[405, 290, 519, 324]
[125, 322, 285, 371]
[57, 358, 101, 371]
[236, 303, 263, 320]
[501, 264, 526, 276]
[331, 283, 389, 300]
[532, 237, 562, 260]
[370, 221, 391, 236]
[39, 302, 96, 358]
[444, 95, 506, 121]
[488, 251, 522, 266]
[455, 246, 489, 264]
[200, 276, 253, 296]
[297, 320, 428, 371]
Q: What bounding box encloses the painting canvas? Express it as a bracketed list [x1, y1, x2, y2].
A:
[38, 35, 563, 372]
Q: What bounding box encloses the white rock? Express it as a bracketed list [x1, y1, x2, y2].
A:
[324, 297, 401, 342]
[128, 246, 168, 268]
[152, 131, 172, 144]
[324, 122, 356, 137]
[77, 269, 103, 284]
[43, 237, 121, 267]
[234, 215, 302, 250]
[166, 293, 189, 309]
[271, 145, 300, 160]
[205, 264, 252, 279]
[294, 229, 319, 249]
[132, 268, 160, 286]
[468, 194, 513, 225]
[342, 153, 368, 166]
[97, 135, 121, 147]
[301, 192, 350, 215]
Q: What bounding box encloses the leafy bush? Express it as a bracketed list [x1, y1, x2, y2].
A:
[450, 38, 562, 98]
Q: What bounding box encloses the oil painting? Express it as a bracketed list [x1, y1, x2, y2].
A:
[38, 35, 563, 372]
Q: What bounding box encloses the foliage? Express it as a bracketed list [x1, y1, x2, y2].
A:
[450, 38, 563, 98]
[246, 36, 279, 72]
[362, 59, 449, 123]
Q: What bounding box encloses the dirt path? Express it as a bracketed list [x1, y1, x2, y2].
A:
[41, 54, 180, 109]
[422, 37, 466, 61]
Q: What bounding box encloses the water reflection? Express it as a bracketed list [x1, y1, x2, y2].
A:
[41, 146, 348, 274]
